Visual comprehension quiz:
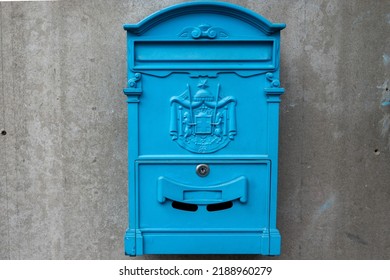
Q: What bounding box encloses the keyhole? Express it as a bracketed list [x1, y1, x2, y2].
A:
[196, 164, 210, 177]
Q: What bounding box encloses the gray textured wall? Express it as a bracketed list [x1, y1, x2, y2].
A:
[0, 0, 389, 260]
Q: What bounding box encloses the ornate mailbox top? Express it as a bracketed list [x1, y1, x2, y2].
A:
[124, 1, 286, 35]
[123, 2, 286, 79]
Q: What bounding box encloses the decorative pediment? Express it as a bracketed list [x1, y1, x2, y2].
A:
[124, 2, 286, 35]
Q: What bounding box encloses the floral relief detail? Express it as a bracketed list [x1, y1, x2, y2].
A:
[179, 24, 228, 39]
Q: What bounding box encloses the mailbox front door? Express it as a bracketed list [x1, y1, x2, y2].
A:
[123, 2, 285, 256]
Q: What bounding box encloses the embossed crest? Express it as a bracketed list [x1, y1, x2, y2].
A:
[170, 79, 237, 153]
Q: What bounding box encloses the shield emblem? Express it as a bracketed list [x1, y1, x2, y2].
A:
[195, 113, 212, 134]
[170, 79, 237, 153]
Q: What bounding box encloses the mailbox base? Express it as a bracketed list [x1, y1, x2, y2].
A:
[125, 229, 281, 256]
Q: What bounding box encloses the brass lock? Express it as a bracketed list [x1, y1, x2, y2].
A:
[196, 164, 210, 177]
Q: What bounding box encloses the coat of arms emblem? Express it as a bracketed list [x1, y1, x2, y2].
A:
[170, 79, 237, 153]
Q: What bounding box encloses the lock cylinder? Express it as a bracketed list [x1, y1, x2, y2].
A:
[196, 164, 210, 177]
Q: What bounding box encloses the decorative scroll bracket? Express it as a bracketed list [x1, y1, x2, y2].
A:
[123, 73, 142, 101]
[266, 72, 280, 88]
[265, 72, 284, 103]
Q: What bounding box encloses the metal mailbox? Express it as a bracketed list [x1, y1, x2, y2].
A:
[123, 1, 285, 256]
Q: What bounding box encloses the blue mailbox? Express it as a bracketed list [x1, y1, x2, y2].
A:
[123, 1, 285, 256]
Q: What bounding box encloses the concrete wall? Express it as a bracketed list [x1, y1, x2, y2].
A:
[0, 0, 389, 259]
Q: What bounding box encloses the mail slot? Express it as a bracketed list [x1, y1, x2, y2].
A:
[123, 2, 286, 256]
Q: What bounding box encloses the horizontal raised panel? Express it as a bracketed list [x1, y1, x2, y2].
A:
[138, 160, 270, 229]
[133, 40, 275, 69]
[143, 233, 267, 254]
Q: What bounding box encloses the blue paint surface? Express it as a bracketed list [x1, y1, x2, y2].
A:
[382, 101, 390, 107]
[383, 53, 390, 66]
[123, 1, 285, 256]
[318, 196, 335, 215]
